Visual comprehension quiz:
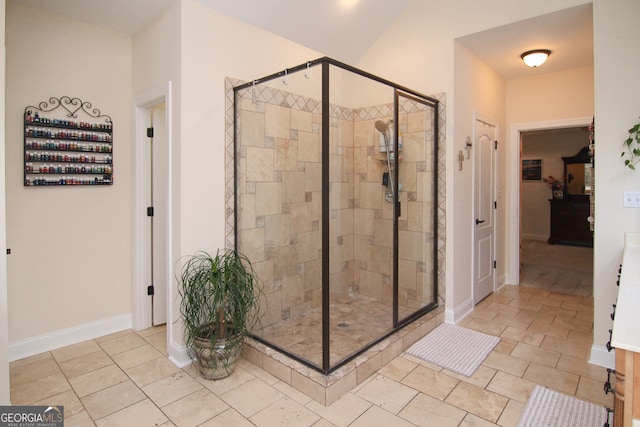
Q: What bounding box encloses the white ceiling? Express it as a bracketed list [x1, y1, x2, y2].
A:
[14, 0, 593, 79]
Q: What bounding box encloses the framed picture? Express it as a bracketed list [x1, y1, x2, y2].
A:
[522, 159, 543, 181]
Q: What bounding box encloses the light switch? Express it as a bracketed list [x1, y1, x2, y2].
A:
[623, 191, 640, 207]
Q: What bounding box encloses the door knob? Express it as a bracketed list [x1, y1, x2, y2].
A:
[475, 219, 485, 225]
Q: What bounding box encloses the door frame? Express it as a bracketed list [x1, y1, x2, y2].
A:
[506, 116, 592, 285]
[472, 111, 498, 304]
[132, 82, 173, 332]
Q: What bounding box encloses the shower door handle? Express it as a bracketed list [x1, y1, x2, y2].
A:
[475, 218, 485, 225]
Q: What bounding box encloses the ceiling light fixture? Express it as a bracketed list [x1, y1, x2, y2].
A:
[520, 49, 551, 67]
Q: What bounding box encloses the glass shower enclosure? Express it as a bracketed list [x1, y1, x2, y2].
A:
[233, 57, 439, 374]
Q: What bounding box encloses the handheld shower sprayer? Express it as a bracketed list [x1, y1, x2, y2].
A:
[375, 120, 395, 203]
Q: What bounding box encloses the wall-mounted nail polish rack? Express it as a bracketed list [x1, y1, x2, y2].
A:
[23, 96, 113, 187]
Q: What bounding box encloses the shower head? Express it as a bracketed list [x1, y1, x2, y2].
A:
[374, 120, 388, 134]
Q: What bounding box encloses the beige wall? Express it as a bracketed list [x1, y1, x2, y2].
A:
[506, 67, 594, 125]
[592, 0, 640, 366]
[5, 3, 133, 350]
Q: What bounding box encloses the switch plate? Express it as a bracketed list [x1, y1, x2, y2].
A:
[624, 191, 640, 207]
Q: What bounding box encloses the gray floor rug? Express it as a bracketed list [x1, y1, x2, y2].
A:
[517, 385, 607, 427]
[405, 323, 500, 377]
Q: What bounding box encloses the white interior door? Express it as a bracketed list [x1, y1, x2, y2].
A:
[473, 116, 497, 304]
[143, 105, 168, 326]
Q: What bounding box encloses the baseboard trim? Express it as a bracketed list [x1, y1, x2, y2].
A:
[445, 298, 473, 324]
[9, 314, 132, 362]
[589, 344, 615, 369]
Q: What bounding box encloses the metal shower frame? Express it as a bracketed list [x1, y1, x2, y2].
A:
[233, 56, 440, 374]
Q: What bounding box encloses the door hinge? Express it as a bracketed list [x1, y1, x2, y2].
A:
[147, 285, 155, 296]
[493, 260, 497, 269]
[494, 140, 498, 150]
[494, 201, 497, 209]
[147, 127, 154, 138]
[147, 206, 154, 217]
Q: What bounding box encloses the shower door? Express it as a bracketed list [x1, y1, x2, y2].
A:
[395, 91, 438, 326]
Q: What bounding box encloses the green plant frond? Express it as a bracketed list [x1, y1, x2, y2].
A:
[176, 248, 265, 351]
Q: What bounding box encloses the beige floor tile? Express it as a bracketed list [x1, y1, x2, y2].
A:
[497, 398, 525, 427]
[398, 393, 466, 427]
[94, 329, 137, 344]
[69, 364, 128, 397]
[551, 314, 592, 333]
[250, 396, 320, 427]
[162, 389, 229, 427]
[576, 376, 614, 407]
[111, 344, 164, 370]
[125, 356, 181, 387]
[95, 399, 168, 427]
[10, 371, 72, 405]
[556, 353, 607, 382]
[442, 365, 497, 389]
[526, 319, 569, 340]
[145, 332, 168, 354]
[137, 324, 166, 338]
[509, 342, 560, 368]
[196, 364, 256, 395]
[482, 351, 529, 377]
[355, 375, 418, 414]
[32, 388, 85, 418]
[220, 377, 284, 418]
[305, 392, 371, 427]
[493, 337, 518, 355]
[540, 334, 590, 359]
[350, 405, 416, 427]
[98, 331, 148, 355]
[272, 380, 313, 405]
[486, 371, 538, 403]
[500, 326, 544, 346]
[522, 362, 579, 395]
[65, 411, 96, 427]
[81, 380, 146, 421]
[460, 413, 500, 426]
[400, 365, 458, 400]
[9, 351, 54, 370]
[10, 355, 61, 387]
[51, 340, 102, 363]
[493, 313, 532, 330]
[143, 371, 203, 408]
[310, 420, 337, 427]
[445, 382, 508, 423]
[377, 356, 417, 381]
[59, 350, 113, 379]
[199, 408, 256, 427]
[463, 318, 508, 336]
[507, 299, 543, 312]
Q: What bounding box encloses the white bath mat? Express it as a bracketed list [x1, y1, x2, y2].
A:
[406, 323, 500, 377]
[517, 385, 607, 427]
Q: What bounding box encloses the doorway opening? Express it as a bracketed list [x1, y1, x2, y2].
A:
[132, 83, 173, 340]
[507, 118, 594, 296]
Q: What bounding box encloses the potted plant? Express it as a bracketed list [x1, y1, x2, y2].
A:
[177, 249, 263, 380]
[621, 117, 640, 170]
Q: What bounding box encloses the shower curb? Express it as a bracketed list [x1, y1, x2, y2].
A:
[242, 308, 444, 406]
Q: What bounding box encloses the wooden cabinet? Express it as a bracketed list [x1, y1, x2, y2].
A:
[614, 348, 640, 427]
[548, 196, 593, 247]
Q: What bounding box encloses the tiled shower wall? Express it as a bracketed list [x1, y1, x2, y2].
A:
[224, 77, 447, 332]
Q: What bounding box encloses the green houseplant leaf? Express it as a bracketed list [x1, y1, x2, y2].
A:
[177, 249, 264, 379]
[622, 117, 640, 170]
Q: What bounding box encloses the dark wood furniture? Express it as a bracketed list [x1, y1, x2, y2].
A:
[548, 195, 593, 247]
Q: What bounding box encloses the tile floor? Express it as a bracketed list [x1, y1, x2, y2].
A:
[10, 285, 611, 427]
[519, 239, 593, 296]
